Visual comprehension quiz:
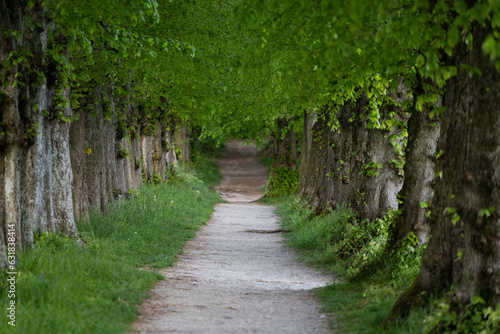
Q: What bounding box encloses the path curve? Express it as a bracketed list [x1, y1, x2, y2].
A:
[132, 140, 333, 333]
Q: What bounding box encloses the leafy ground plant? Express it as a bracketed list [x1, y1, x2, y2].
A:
[276, 195, 426, 333]
[0, 158, 220, 333]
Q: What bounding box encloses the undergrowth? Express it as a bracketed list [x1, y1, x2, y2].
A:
[264, 167, 299, 197]
[276, 195, 426, 333]
[277, 195, 500, 333]
[0, 157, 221, 333]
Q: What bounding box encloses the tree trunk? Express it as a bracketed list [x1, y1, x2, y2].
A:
[297, 109, 317, 196]
[128, 137, 143, 190]
[69, 102, 89, 220]
[50, 88, 77, 235]
[1, 0, 54, 266]
[175, 120, 190, 162]
[272, 116, 298, 170]
[308, 97, 405, 219]
[151, 122, 167, 181]
[387, 20, 500, 322]
[165, 114, 176, 169]
[387, 81, 441, 249]
[141, 134, 153, 183]
[301, 106, 331, 209]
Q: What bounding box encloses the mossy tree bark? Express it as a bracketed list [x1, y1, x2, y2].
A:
[386, 79, 441, 249]
[298, 106, 330, 208]
[1, 1, 82, 268]
[1, 0, 56, 266]
[304, 96, 405, 219]
[387, 20, 500, 322]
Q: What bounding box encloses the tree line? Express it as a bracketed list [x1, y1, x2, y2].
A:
[1, 0, 499, 329]
[232, 0, 500, 326]
[0, 0, 233, 270]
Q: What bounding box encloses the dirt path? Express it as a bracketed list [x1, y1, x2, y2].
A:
[132, 140, 333, 333]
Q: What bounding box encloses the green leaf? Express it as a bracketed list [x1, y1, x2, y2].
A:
[482, 35, 497, 56]
[25, 16, 35, 30]
[416, 54, 425, 68]
[443, 207, 455, 215]
[447, 25, 460, 48]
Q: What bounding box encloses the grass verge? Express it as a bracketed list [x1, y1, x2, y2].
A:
[276, 195, 426, 333]
[0, 157, 221, 333]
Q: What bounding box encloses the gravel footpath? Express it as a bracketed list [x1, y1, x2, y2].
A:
[132, 140, 334, 334]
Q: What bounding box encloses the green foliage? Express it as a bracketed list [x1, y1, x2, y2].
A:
[361, 162, 383, 178]
[264, 167, 299, 197]
[276, 196, 426, 332]
[150, 173, 163, 185]
[389, 232, 425, 280]
[193, 157, 222, 188]
[0, 161, 220, 333]
[423, 297, 500, 334]
[189, 127, 226, 161]
[390, 159, 405, 176]
[231, 0, 500, 144]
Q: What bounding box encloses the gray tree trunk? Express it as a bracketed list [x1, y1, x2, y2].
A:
[305, 97, 405, 219]
[141, 134, 153, 183]
[1, 0, 82, 268]
[387, 19, 500, 322]
[300, 106, 331, 210]
[272, 116, 298, 170]
[297, 109, 317, 196]
[151, 122, 167, 181]
[175, 120, 190, 162]
[387, 81, 441, 249]
[50, 88, 76, 235]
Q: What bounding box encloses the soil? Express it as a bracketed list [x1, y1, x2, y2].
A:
[132, 140, 334, 333]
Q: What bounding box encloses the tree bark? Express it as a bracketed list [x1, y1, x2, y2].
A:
[272, 116, 298, 170]
[307, 97, 405, 219]
[165, 113, 176, 169]
[50, 88, 77, 235]
[387, 81, 441, 249]
[297, 109, 317, 196]
[151, 122, 167, 181]
[175, 120, 190, 162]
[141, 134, 153, 183]
[1, 0, 52, 264]
[300, 105, 331, 210]
[387, 20, 500, 322]
[69, 101, 88, 220]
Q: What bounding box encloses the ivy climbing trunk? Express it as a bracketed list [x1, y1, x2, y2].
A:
[1, 0, 53, 267]
[387, 81, 441, 250]
[387, 20, 500, 322]
[307, 97, 405, 219]
[1, 0, 32, 257]
[1, 0, 82, 267]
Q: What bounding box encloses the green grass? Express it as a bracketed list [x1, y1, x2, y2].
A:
[276, 195, 426, 333]
[0, 157, 221, 333]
